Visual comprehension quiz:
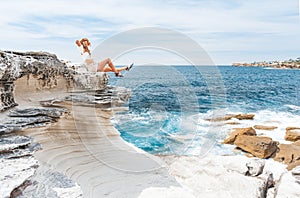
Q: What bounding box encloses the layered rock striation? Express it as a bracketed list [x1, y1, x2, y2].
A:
[0, 50, 184, 198]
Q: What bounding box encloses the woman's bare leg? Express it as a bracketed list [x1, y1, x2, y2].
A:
[97, 58, 118, 73]
[98, 58, 129, 73]
[104, 66, 128, 73]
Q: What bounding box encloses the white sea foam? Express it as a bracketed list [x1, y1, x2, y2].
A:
[174, 109, 300, 156]
[113, 107, 300, 156]
[285, 104, 300, 111]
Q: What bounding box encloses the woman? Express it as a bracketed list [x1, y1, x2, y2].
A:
[75, 38, 133, 77]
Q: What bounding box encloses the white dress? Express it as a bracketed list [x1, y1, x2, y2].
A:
[77, 46, 97, 72]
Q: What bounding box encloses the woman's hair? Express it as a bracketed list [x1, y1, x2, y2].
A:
[80, 38, 91, 46]
[79, 38, 91, 55]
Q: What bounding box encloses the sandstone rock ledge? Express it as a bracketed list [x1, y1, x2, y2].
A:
[0, 50, 192, 198]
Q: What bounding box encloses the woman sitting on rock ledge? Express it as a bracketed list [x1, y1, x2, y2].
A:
[75, 38, 133, 77]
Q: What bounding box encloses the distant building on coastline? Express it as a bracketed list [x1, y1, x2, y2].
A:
[232, 57, 300, 69]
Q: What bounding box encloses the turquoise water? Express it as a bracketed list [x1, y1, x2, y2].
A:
[109, 66, 300, 155]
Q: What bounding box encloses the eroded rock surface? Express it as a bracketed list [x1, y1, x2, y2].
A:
[223, 127, 256, 144]
[285, 127, 300, 142]
[234, 135, 278, 159]
[0, 50, 75, 112]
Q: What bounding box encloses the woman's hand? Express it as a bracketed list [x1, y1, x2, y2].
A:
[75, 40, 81, 47]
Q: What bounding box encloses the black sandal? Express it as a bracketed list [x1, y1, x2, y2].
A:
[126, 63, 134, 71]
[115, 72, 124, 77]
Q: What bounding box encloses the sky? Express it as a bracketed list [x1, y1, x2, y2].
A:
[0, 0, 299, 65]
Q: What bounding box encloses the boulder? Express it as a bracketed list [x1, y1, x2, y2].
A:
[234, 135, 278, 158]
[223, 127, 256, 144]
[285, 127, 300, 142]
[253, 125, 278, 130]
[273, 144, 300, 170]
[234, 114, 255, 120]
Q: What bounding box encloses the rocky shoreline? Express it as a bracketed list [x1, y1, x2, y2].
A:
[218, 113, 300, 170]
[0, 50, 133, 197]
[1, 50, 300, 197]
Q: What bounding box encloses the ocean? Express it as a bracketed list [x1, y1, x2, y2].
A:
[109, 66, 300, 156]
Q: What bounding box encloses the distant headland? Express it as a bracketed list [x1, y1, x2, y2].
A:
[232, 57, 300, 69]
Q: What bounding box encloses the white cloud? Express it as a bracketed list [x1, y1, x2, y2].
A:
[0, 0, 299, 64]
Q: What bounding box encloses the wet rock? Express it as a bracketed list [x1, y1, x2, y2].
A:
[273, 144, 300, 170]
[223, 127, 256, 144]
[254, 125, 278, 131]
[285, 127, 300, 142]
[234, 135, 278, 158]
